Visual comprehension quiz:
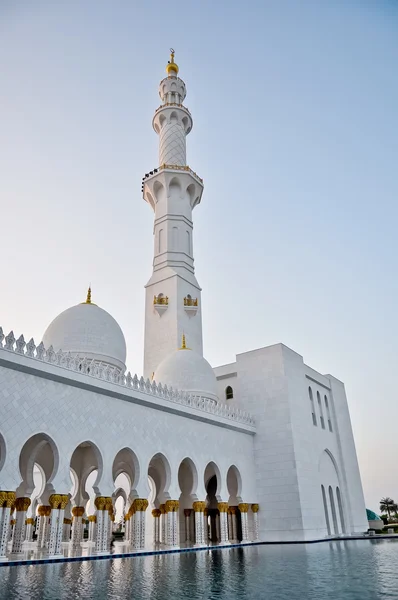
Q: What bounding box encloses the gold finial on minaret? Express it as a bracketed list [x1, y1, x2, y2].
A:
[180, 333, 190, 350]
[166, 48, 179, 76]
[85, 286, 92, 304]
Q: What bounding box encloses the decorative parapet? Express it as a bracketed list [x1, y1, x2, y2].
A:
[184, 297, 198, 307]
[153, 294, 168, 317]
[142, 164, 203, 185]
[184, 295, 198, 317]
[0, 327, 255, 428]
[153, 294, 168, 305]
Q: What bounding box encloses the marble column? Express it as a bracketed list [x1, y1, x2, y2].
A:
[193, 501, 206, 546]
[203, 508, 208, 543]
[36, 506, 49, 548]
[251, 504, 259, 540]
[48, 494, 69, 557]
[88, 515, 96, 543]
[63, 518, 72, 542]
[94, 497, 106, 554]
[129, 509, 136, 545]
[160, 505, 166, 545]
[0, 491, 16, 561]
[132, 499, 148, 549]
[239, 503, 250, 542]
[102, 498, 113, 553]
[70, 506, 85, 548]
[152, 509, 161, 544]
[124, 513, 130, 543]
[228, 507, 238, 543]
[184, 509, 192, 543]
[11, 497, 31, 554]
[227, 510, 232, 542]
[218, 503, 229, 544]
[165, 501, 179, 547]
[216, 513, 220, 543]
[25, 518, 35, 542]
[8, 519, 15, 543]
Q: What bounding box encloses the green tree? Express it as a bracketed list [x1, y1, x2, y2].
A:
[379, 497, 397, 519]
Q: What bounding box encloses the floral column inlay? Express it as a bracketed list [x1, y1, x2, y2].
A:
[88, 515, 96, 543]
[152, 509, 161, 544]
[94, 497, 106, 554]
[238, 503, 250, 542]
[251, 504, 259, 541]
[165, 501, 179, 547]
[70, 506, 85, 548]
[25, 518, 35, 542]
[11, 497, 31, 554]
[133, 499, 149, 549]
[0, 491, 16, 560]
[160, 505, 166, 544]
[193, 501, 206, 546]
[218, 503, 229, 544]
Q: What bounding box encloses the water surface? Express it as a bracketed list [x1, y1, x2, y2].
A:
[0, 540, 397, 599]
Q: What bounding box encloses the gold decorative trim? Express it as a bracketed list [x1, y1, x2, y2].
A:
[218, 502, 229, 513]
[238, 503, 249, 513]
[251, 503, 259, 513]
[192, 501, 206, 513]
[165, 500, 179, 513]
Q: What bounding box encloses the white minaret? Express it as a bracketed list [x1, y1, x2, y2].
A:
[142, 50, 204, 378]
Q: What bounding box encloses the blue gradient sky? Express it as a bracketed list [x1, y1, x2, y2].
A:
[1, 0, 397, 512]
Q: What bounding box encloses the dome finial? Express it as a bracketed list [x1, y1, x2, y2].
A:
[85, 286, 92, 304]
[166, 48, 179, 76]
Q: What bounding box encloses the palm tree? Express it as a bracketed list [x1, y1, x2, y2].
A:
[380, 497, 396, 519]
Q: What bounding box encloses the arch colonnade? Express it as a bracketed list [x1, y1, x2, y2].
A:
[0, 433, 260, 561]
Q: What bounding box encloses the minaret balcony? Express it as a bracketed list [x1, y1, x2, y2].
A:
[184, 296, 198, 317]
[153, 294, 168, 316]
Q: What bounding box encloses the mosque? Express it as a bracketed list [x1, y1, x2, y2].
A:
[0, 51, 368, 561]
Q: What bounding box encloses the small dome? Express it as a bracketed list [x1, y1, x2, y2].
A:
[42, 290, 126, 371]
[154, 337, 218, 401]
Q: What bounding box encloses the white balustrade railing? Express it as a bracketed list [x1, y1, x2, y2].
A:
[0, 328, 255, 428]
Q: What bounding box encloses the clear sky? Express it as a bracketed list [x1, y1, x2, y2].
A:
[1, 0, 397, 514]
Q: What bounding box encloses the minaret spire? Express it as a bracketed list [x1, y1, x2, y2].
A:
[142, 52, 204, 378]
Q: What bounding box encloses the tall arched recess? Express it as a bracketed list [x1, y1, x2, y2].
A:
[319, 449, 346, 535]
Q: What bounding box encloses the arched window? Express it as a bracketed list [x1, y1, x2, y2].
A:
[324, 395, 333, 432]
[317, 391, 325, 429]
[225, 386, 233, 400]
[309, 387, 317, 426]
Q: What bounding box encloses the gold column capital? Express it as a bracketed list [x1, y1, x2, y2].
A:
[94, 496, 106, 510]
[229, 506, 237, 515]
[15, 497, 31, 512]
[192, 501, 206, 513]
[238, 503, 250, 513]
[64, 518, 72, 525]
[152, 509, 161, 517]
[25, 518, 35, 525]
[1, 491, 16, 509]
[165, 500, 179, 513]
[60, 494, 69, 509]
[124, 513, 131, 521]
[133, 498, 149, 512]
[218, 502, 229, 513]
[88, 515, 97, 523]
[72, 506, 85, 518]
[49, 494, 62, 509]
[104, 497, 113, 511]
[184, 509, 192, 517]
[159, 504, 165, 514]
[251, 503, 260, 513]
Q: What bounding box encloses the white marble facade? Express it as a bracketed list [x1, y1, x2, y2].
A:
[0, 52, 368, 561]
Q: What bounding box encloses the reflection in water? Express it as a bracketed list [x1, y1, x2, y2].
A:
[1, 541, 398, 599]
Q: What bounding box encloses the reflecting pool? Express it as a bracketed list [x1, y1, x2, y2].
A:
[1, 540, 397, 600]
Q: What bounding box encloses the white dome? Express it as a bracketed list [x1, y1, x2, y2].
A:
[42, 297, 126, 372]
[154, 345, 218, 402]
